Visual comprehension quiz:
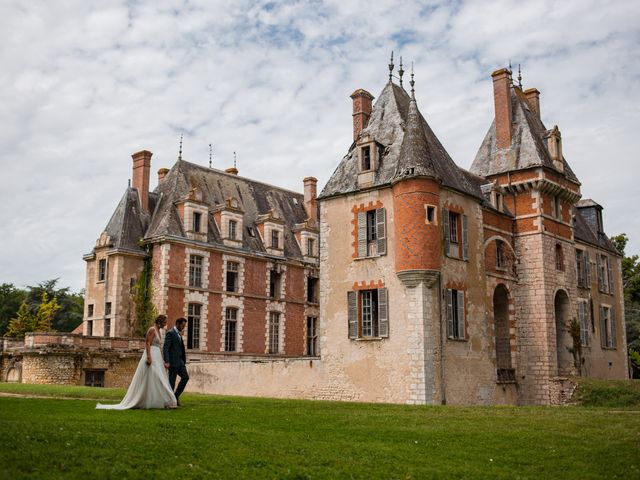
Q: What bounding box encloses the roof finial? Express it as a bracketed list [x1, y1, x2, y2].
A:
[410, 62, 415, 99]
[517, 64, 522, 89]
[178, 133, 183, 160]
[233, 151, 237, 169]
[388, 51, 394, 83]
[209, 143, 212, 168]
[398, 56, 404, 88]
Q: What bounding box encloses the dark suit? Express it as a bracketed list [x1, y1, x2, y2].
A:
[163, 327, 189, 400]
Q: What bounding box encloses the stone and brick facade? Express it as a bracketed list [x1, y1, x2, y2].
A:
[14, 63, 625, 405]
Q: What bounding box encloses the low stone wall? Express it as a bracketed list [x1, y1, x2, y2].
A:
[549, 377, 578, 405]
[185, 357, 349, 401]
[1, 333, 144, 388]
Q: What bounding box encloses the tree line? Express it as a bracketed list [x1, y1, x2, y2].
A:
[0, 279, 84, 338]
[612, 234, 640, 377]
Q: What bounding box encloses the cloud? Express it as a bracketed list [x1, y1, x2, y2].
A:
[1, 0, 639, 291]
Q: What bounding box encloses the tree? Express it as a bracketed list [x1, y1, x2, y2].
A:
[5, 302, 36, 338]
[34, 292, 60, 332]
[611, 233, 640, 377]
[25, 279, 83, 332]
[0, 283, 27, 336]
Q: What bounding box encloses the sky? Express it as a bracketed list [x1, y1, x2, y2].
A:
[1, 0, 639, 292]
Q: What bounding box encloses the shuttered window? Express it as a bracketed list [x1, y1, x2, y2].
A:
[446, 288, 466, 340]
[578, 300, 589, 347]
[346, 288, 389, 339]
[356, 208, 386, 258]
[607, 258, 614, 294]
[600, 305, 616, 349]
[443, 208, 468, 260]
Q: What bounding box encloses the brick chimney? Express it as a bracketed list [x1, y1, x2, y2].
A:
[132, 150, 152, 211]
[303, 177, 318, 225]
[491, 68, 513, 150]
[157, 168, 169, 184]
[350, 89, 374, 141]
[524, 88, 540, 119]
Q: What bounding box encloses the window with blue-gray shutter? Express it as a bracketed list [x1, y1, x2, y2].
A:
[376, 208, 386, 256]
[443, 208, 450, 257]
[456, 290, 466, 339]
[610, 308, 617, 348]
[378, 287, 389, 338]
[347, 291, 358, 339]
[357, 212, 367, 258]
[607, 258, 614, 294]
[461, 215, 469, 261]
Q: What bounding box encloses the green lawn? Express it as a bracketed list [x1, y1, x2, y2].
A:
[1, 383, 639, 480]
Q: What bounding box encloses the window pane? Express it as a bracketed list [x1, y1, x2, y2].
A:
[269, 312, 280, 354]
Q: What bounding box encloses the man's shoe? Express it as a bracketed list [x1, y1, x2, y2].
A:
[176, 400, 182, 407]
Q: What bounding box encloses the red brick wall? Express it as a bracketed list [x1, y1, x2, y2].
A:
[168, 244, 186, 285]
[285, 303, 305, 356]
[392, 178, 441, 272]
[243, 297, 266, 353]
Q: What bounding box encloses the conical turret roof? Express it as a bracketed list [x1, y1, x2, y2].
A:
[320, 81, 482, 199]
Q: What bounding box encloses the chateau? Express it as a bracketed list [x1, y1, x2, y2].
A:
[77, 64, 628, 405]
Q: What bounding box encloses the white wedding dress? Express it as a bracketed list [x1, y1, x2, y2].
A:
[96, 328, 177, 410]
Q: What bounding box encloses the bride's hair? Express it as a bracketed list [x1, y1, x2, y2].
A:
[154, 315, 167, 326]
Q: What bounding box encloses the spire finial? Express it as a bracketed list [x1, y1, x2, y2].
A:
[398, 56, 404, 87]
[233, 151, 237, 169]
[388, 51, 394, 82]
[178, 133, 183, 160]
[517, 64, 522, 89]
[209, 143, 212, 168]
[410, 62, 415, 99]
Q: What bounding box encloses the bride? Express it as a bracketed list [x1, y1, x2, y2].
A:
[96, 315, 177, 410]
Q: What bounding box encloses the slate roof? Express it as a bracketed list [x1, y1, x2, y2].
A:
[470, 86, 579, 182]
[573, 201, 619, 255]
[319, 82, 483, 200]
[100, 188, 153, 254]
[142, 160, 311, 260]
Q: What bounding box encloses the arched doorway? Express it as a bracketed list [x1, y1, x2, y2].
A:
[494, 284, 514, 382]
[554, 289, 572, 375]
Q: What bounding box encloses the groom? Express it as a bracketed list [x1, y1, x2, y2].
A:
[163, 317, 189, 406]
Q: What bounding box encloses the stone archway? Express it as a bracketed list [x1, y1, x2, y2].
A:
[554, 289, 573, 376]
[493, 284, 514, 382]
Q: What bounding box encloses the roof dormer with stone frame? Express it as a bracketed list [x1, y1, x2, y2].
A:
[175, 186, 209, 243]
[212, 197, 244, 248]
[256, 210, 285, 257]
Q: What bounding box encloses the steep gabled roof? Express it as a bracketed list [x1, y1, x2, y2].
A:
[470, 86, 579, 183]
[320, 82, 482, 200]
[144, 159, 310, 260]
[573, 207, 619, 255]
[102, 188, 150, 253]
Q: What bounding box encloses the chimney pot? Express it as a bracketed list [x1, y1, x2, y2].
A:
[350, 89, 374, 141]
[524, 88, 541, 119]
[132, 150, 152, 211]
[303, 176, 318, 226]
[157, 168, 169, 184]
[491, 68, 513, 150]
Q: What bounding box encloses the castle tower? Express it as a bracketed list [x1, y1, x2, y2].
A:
[471, 67, 583, 404]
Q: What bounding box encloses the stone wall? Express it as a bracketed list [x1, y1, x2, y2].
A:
[1, 333, 144, 388]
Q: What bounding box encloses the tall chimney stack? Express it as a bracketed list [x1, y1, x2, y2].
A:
[491, 68, 513, 150]
[132, 150, 152, 211]
[350, 89, 374, 141]
[303, 177, 318, 226]
[524, 88, 541, 119]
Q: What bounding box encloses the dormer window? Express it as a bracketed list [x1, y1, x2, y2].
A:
[271, 229, 280, 249]
[307, 238, 315, 257]
[193, 212, 202, 232]
[362, 146, 371, 170]
[229, 219, 237, 240]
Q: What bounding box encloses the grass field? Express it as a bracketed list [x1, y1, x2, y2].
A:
[1, 382, 639, 480]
